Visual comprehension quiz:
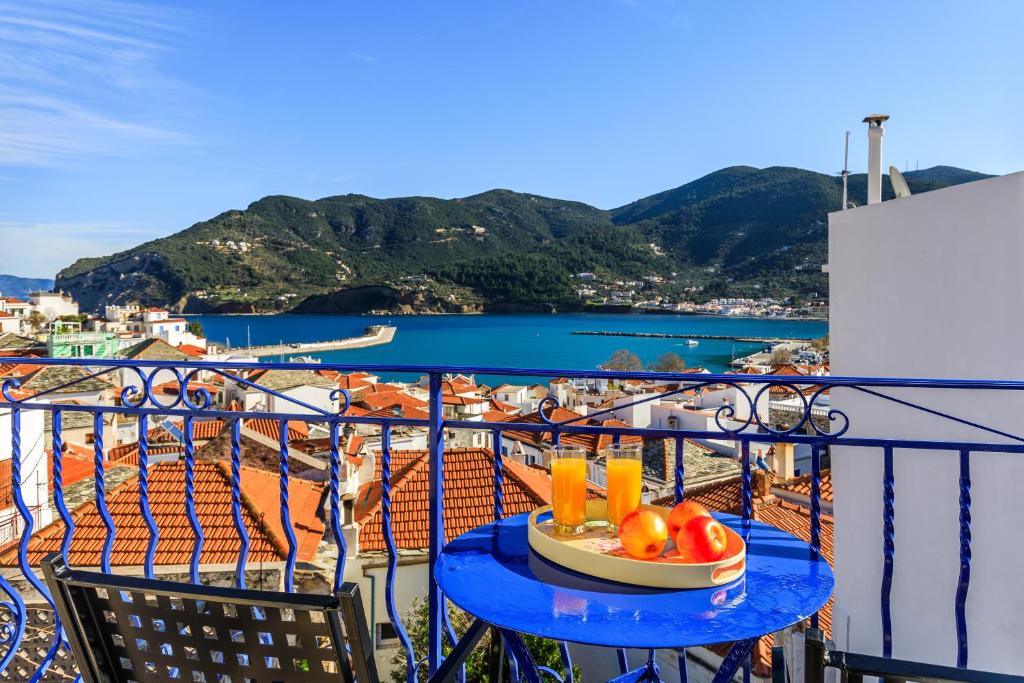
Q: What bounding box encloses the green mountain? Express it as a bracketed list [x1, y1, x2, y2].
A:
[55, 165, 991, 313]
[0, 275, 54, 300]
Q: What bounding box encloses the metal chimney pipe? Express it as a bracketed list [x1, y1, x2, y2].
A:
[863, 114, 889, 205]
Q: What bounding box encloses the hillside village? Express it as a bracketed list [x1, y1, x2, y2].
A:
[0, 288, 833, 679]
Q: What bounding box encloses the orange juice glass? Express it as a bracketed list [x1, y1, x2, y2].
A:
[548, 445, 587, 535]
[602, 443, 643, 532]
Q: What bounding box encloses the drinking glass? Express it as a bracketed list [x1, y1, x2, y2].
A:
[547, 445, 588, 535]
[602, 443, 643, 532]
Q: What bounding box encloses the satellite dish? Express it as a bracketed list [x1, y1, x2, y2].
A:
[889, 165, 912, 199]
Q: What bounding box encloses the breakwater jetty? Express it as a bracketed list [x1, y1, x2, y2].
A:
[228, 325, 396, 357]
[571, 330, 814, 344]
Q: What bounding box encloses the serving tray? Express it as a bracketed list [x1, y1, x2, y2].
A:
[527, 500, 745, 588]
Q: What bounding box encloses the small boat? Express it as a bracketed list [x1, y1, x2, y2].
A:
[684, 339, 699, 346]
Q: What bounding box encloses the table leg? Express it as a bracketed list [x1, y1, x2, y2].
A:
[488, 626, 506, 683]
[607, 649, 661, 683]
[426, 618, 488, 683]
[499, 628, 543, 683]
[711, 639, 758, 683]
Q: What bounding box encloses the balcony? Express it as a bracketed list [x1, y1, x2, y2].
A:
[0, 357, 1018, 681]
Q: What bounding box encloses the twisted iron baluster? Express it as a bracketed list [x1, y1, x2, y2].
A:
[93, 413, 114, 573]
[427, 373, 444, 674]
[329, 420, 346, 592]
[956, 448, 972, 668]
[51, 410, 74, 565]
[809, 443, 822, 629]
[740, 439, 752, 543]
[138, 415, 158, 579]
[279, 419, 298, 592]
[12, 408, 62, 682]
[492, 428, 504, 521]
[230, 418, 249, 588]
[381, 425, 415, 682]
[881, 445, 895, 658]
[183, 416, 203, 583]
[675, 434, 687, 682]
[674, 434, 685, 504]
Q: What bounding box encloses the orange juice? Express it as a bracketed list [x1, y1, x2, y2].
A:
[550, 457, 587, 533]
[606, 458, 642, 528]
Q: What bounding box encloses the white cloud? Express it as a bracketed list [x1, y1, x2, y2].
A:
[0, 221, 160, 278]
[0, 0, 192, 167]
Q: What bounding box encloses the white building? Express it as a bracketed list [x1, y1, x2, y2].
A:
[0, 408, 52, 550]
[0, 315, 20, 334]
[224, 369, 339, 415]
[830, 160, 1024, 669]
[28, 291, 78, 320]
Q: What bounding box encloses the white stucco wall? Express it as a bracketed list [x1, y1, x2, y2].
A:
[829, 172, 1024, 672]
[0, 408, 51, 548]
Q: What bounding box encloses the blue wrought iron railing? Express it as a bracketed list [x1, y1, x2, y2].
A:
[0, 357, 1020, 681]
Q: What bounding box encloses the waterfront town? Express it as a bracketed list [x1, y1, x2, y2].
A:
[0, 285, 832, 680]
[2, 1, 1022, 679]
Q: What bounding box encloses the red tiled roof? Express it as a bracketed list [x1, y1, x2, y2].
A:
[365, 405, 430, 421]
[357, 391, 428, 411]
[1, 461, 326, 568]
[176, 344, 207, 357]
[236, 465, 325, 562]
[773, 469, 833, 503]
[500, 407, 642, 456]
[334, 373, 372, 392]
[441, 395, 487, 406]
[243, 418, 309, 442]
[149, 419, 226, 443]
[356, 448, 549, 551]
[0, 462, 289, 568]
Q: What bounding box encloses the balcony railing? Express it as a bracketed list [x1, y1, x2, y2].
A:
[0, 357, 1021, 681]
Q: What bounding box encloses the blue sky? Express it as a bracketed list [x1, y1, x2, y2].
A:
[1, 0, 1022, 279]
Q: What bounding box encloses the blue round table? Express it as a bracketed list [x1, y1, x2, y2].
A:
[435, 512, 833, 682]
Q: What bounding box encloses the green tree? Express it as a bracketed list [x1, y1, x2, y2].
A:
[390, 599, 577, 682]
[26, 311, 48, 334]
[770, 347, 794, 366]
[187, 320, 205, 337]
[648, 351, 687, 372]
[602, 349, 643, 372]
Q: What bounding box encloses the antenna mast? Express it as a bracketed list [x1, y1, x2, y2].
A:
[841, 130, 850, 210]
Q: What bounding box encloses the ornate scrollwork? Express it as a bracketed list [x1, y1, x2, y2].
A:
[0, 378, 20, 403]
[537, 396, 561, 425]
[330, 388, 352, 416]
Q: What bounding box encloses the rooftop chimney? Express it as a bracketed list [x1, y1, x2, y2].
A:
[863, 114, 889, 205]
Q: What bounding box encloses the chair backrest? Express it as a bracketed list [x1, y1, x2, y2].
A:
[792, 629, 1024, 683]
[41, 554, 379, 683]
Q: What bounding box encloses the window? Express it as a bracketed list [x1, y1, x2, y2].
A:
[375, 622, 400, 648]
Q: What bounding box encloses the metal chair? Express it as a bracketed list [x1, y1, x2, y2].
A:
[42, 553, 378, 683]
[772, 628, 1024, 683]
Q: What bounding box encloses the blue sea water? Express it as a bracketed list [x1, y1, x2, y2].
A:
[190, 313, 827, 384]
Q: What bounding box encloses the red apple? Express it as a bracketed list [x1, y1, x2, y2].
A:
[618, 509, 669, 560]
[675, 515, 729, 563]
[667, 500, 712, 539]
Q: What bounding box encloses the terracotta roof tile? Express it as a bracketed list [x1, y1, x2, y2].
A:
[243, 418, 309, 442]
[773, 469, 833, 503]
[1, 461, 326, 568]
[356, 448, 549, 551]
[357, 391, 428, 411]
[500, 407, 642, 456]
